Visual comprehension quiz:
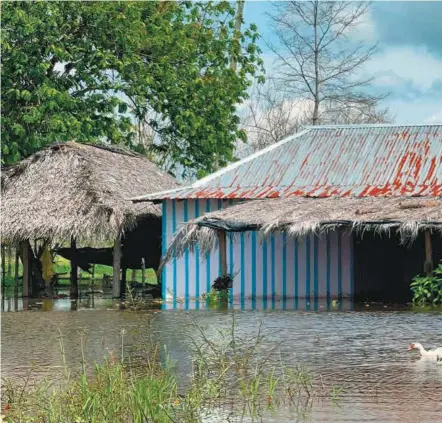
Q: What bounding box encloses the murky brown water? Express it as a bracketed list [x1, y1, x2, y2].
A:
[1, 296, 442, 422]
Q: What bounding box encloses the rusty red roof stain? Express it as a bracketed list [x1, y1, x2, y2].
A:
[151, 125, 442, 200]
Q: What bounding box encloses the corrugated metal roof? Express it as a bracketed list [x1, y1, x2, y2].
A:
[133, 124, 442, 201]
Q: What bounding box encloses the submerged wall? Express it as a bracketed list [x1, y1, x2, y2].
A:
[161, 199, 353, 301]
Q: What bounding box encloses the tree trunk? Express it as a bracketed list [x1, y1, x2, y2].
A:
[231, 0, 245, 71]
[70, 238, 79, 298]
[312, 0, 320, 125]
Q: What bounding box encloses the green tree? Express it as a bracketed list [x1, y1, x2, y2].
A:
[1, 1, 263, 176]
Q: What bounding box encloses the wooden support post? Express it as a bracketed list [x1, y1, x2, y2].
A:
[70, 238, 78, 298]
[131, 269, 136, 283]
[141, 258, 146, 284]
[7, 245, 12, 278]
[218, 230, 227, 277]
[424, 230, 433, 275]
[1, 244, 6, 301]
[14, 247, 19, 298]
[91, 264, 95, 287]
[112, 235, 122, 298]
[120, 266, 127, 299]
[22, 242, 30, 297]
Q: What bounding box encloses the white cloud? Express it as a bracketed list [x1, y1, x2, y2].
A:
[372, 72, 404, 87]
[364, 46, 442, 91]
[348, 8, 377, 44]
[425, 110, 442, 124]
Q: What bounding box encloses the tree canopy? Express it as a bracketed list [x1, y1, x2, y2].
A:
[1, 1, 263, 176]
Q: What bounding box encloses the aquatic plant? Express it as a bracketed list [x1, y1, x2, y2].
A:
[410, 262, 442, 306]
[201, 287, 230, 307]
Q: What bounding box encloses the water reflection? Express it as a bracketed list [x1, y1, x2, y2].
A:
[3, 295, 358, 313]
[162, 297, 353, 311]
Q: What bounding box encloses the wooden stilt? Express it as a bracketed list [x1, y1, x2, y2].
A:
[1, 244, 6, 301]
[120, 266, 127, 299]
[424, 230, 433, 275]
[218, 231, 227, 276]
[141, 258, 146, 284]
[22, 242, 30, 297]
[14, 247, 19, 298]
[7, 245, 12, 278]
[70, 238, 78, 298]
[131, 269, 136, 283]
[91, 264, 95, 287]
[112, 235, 122, 298]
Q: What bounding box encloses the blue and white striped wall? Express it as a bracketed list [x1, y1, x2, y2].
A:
[161, 199, 353, 303]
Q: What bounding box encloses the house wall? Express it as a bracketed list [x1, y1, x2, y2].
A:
[161, 199, 354, 302]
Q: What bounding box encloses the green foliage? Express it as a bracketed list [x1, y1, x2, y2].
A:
[410, 263, 442, 305]
[2, 1, 264, 175]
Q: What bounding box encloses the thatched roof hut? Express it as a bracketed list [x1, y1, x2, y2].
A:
[164, 196, 442, 263]
[1, 142, 179, 243]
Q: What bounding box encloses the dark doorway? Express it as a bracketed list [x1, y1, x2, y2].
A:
[353, 231, 442, 303]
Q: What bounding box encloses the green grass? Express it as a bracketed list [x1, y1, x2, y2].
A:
[1, 255, 157, 287]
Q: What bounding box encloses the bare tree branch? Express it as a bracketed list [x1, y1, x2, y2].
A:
[265, 0, 391, 128]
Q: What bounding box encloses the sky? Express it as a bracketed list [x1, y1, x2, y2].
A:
[242, 1, 442, 125]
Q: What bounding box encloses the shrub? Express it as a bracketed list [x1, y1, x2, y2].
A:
[410, 262, 442, 305]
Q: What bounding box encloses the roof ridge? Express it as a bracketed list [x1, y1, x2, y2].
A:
[60, 141, 143, 159]
[304, 123, 442, 129]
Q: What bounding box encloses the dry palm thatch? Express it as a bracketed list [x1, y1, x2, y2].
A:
[163, 196, 442, 264]
[1, 142, 179, 243]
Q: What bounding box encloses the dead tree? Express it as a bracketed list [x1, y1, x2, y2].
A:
[267, 1, 391, 126]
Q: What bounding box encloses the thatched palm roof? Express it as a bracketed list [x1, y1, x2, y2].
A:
[1, 142, 179, 243]
[164, 197, 442, 263]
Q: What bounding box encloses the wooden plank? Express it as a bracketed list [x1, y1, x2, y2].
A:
[112, 235, 122, 298]
[424, 230, 433, 275]
[219, 230, 227, 276]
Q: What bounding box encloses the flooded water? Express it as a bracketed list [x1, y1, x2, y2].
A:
[2, 296, 442, 422]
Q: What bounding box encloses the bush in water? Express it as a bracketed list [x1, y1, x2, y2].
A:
[411, 262, 442, 305]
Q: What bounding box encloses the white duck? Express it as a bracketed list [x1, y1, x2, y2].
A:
[408, 342, 442, 359]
